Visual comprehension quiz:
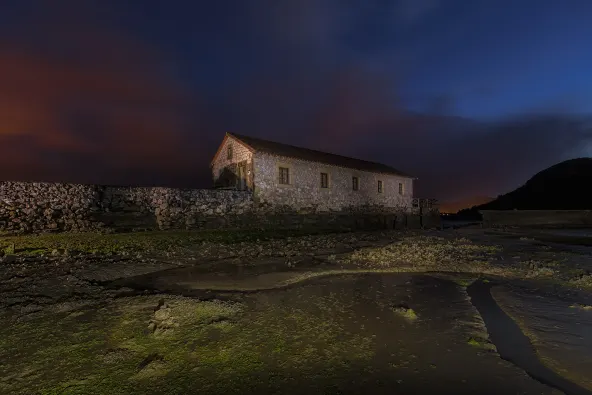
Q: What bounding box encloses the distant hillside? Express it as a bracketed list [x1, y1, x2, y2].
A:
[476, 158, 592, 211]
[439, 196, 494, 214]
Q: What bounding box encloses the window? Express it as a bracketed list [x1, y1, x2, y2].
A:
[320, 172, 329, 188]
[377, 180, 383, 193]
[279, 167, 290, 184]
[227, 144, 233, 160]
[399, 182, 404, 195]
[352, 176, 359, 191]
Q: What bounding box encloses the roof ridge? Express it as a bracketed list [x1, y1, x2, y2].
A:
[229, 132, 395, 167]
[226, 132, 413, 178]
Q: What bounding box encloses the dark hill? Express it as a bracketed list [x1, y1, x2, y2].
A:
[477, 158, 592, 210]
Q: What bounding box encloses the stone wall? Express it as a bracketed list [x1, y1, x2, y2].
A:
[0, 181, 437, 234]
[480, 210, 592, 228]
[0, 182, 101, 233]
[0, 182, 253, 233]
[96, 187, 254, 231]
[253, 152, 414, 211]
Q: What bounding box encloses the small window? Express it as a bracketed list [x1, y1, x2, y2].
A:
[227, 144, 233, 160]
[279, 167, 290, 184]
[399, 182, 404, 195]
[377, 180, 383, 193]
[320, 172, 329, 188]
[352, 176, 359, 191]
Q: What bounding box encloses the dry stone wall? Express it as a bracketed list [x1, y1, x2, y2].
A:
[0, 182, 253, 233]
[0, 182, 101, 233]
[0, 181, 438, 234]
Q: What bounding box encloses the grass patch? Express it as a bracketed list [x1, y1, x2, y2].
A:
[392, 305, 418, 321]
[342, 236, 501, 273]
[0, 228, 348, 257]
[0, 292, 377, 395]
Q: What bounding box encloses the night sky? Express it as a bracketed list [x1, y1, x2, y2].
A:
[1, 0, 591, 202]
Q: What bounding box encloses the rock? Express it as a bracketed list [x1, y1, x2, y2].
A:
[2, 254, 17, 263]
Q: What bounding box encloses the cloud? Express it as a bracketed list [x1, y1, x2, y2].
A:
[0, 0, 204, 185]
[394, 0, 442, 24]
[1, 0, 590, 202]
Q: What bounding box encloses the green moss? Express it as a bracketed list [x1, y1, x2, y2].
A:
[393, 306, 418, 321]
[0, 228, 347, 257]
[467, 337, 481, 347]
[1, 293, 376, 395]
[454, 278, 474, 287]
[4, 242, 14, 254]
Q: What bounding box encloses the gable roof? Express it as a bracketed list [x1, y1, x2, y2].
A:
[226, 132, 414, 178]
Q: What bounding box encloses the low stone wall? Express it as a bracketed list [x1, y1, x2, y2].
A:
[480, 210, 592, 228]
[0, 182, 101, 233]
[0, 182, 253, 233]
[97, 187, 253, 231]
[0, 181, 440, 233]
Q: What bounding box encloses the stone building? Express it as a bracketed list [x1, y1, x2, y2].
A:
[211, 132, 415, 211]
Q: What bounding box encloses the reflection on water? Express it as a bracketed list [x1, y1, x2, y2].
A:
[539, 229, 592, 238]
[491, 285, 592, 392]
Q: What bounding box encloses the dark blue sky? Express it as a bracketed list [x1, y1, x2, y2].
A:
[103, 0, 592, 119]
[0, 0, 591, 201]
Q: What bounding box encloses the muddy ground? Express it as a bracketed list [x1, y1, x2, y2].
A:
[1, 228, 592, 394]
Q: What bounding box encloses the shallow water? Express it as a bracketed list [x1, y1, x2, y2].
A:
[540, 229, 592, 238]
[491, 285, 592, 392]
[230, 274, 558, 394]
[468, 281, 592, 395]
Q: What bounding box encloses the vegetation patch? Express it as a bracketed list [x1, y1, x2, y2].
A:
[0, 228, 349, 257]
[521, 259, 559, 279]
[392, 304, 418, 321]
[570, 272, 592, 289]
[0, 291, 377, 395]
[342, 236, 501, 273]
[569, 304, 592, 311]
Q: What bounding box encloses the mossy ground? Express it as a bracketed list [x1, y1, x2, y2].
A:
[335, 235, 592, 290]
[0, 292, 378, 395]
[2, 230, 591, 394]
[0, 228, 346, 257]
[342, 236, 501, 273]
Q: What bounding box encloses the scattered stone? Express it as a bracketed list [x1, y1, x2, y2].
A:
[392, 303, 418, 321]
[148, 300, 178, 334]
[2, 254, 18, 264]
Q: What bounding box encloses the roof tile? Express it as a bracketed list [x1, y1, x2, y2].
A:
[228, 132, 413, 178]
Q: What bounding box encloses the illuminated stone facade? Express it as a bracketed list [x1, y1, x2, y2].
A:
[211, 134, 414, 212]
